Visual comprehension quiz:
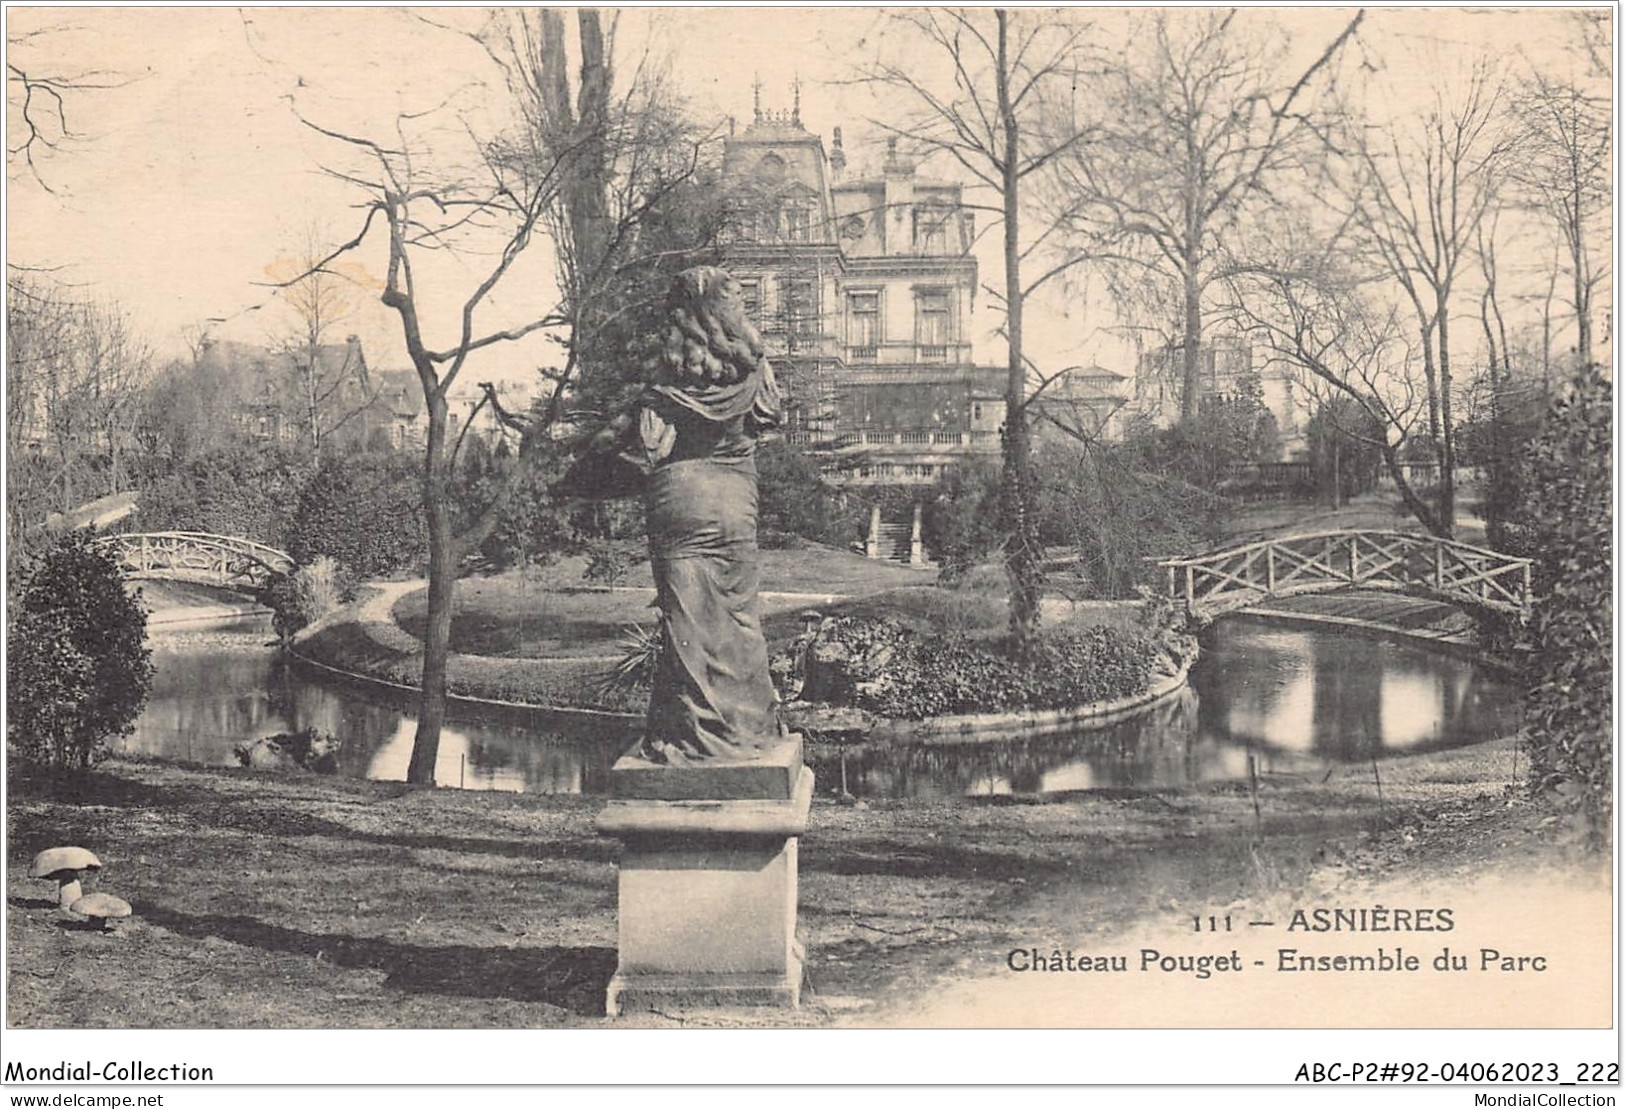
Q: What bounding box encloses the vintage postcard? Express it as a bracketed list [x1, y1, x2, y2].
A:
[3, 4, 1615, 1095]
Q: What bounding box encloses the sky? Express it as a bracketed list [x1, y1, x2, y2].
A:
[5, 6, 1606, 383]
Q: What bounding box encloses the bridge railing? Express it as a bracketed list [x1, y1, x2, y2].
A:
[93, 532, 296, 591]
[1156, 530, 1533, 618]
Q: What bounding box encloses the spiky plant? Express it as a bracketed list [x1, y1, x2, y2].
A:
[594, 620, 662, 702]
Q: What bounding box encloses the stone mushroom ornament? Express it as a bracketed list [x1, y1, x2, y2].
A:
[29, 847, 101, 909]
[70, 892, 133, 933]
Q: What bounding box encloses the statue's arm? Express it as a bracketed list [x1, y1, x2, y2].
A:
[748, 360, 783, 433]
[637, 405, 677, 467]
[551, 408, 655, 501]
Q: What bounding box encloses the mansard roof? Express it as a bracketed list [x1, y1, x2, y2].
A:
[723, 114, 836, 227]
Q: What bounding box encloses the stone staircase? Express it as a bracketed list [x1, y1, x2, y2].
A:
[876, 522, 912, 563]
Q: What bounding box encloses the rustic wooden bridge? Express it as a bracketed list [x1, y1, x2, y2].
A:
[1157, 530, 1533, 620]
[93, 532, 296, 593]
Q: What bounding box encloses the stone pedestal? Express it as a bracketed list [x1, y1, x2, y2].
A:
[597, 737, 813, 1015]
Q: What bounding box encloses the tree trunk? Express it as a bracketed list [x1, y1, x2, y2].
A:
[541, 9, 613, 389]
[1180, 249, 1203, 427]
[1436, 304, 1455, 539]
[406, 387, 454, 786]
[1572, 242, 1591, 370]
[1332, 439, 1342, 508]
[305, 343, 323, 463]
[995, 9, 1041, 652]
[1381, 445, 1448, 538]
[571, 10, 610, 280]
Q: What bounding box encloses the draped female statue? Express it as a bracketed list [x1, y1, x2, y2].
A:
[559, 266, 784, 764]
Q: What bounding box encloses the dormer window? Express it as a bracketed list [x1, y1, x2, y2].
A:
[783, 205, 809, 242]
[914, 202, 952, 254]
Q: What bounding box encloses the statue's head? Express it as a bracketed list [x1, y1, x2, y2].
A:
[655, 266, 767, 386]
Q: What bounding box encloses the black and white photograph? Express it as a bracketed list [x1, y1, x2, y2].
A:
[3, 4, 1616, 1099]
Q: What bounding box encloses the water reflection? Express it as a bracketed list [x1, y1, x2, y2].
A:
[1191, 621, 1511, 761]
[122, 617, 1518, 798]
[809, 619, 1518, 800]
[121, 636, 622, 793]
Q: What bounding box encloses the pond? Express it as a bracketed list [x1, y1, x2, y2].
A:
[117, 616, 1520, 799]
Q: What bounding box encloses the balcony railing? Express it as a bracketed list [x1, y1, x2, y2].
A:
[835, 339, 973, 366]
[784, 428, 1002, 451]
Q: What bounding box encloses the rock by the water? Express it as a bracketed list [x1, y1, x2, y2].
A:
[781, 702, 876, 741]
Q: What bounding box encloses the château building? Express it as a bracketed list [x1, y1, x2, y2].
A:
[719, 95, 1007, 562]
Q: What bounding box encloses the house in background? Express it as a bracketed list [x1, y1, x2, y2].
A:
[196, 335, 380, 452]
[1128, 340, 1307, 460]
[1029, 364, 1132, 444]
[361, 371, 540, 453]
[195, 337, 540, 457]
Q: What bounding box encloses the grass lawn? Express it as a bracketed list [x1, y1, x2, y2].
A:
[392, 545, 943, 658]
[390, 550, 1146, 662]
[1222, 484, 1489, 545]
[5, 739, 1601, 1031]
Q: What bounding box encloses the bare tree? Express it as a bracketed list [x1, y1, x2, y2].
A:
[1505, 67, 1610, 372]
[264, 231, 382, 461]
[851, 7, 1093, 651]
[480, 10, 718, 401]
[1232, 242, 1451, 535]
[1050, 8, 1362, 426]
[6, 274, 152, 550]
[295, 9, 710, 784]
[6, 21, 131, 192]
[1346, 61, 1509, 537]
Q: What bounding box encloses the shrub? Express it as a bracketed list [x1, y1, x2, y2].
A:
[289, 451, 425, 578]
[922, 461, 1003, 581]
[595, 622, 662, 700]
[757, 438, 861, 549]
[1514, 365, 1612, 841]
[791, 612, 1161, 721]
[138, 442, 311, 548]
[1023, 625, 1156, 710]
[582, 537, 645, 588]
[858, 635, 1030, 719]
[454, 438, 579, 572]
[261, 555, 355, 643]
[6, 531, 154, 770]
[1307, 397, 1385, 502]
[1035, 437, 1227, 599]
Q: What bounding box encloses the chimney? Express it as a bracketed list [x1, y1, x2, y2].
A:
[830, 126, 846, 180]
[883, 138, 916, 257]
[883, 136, 914, 175]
